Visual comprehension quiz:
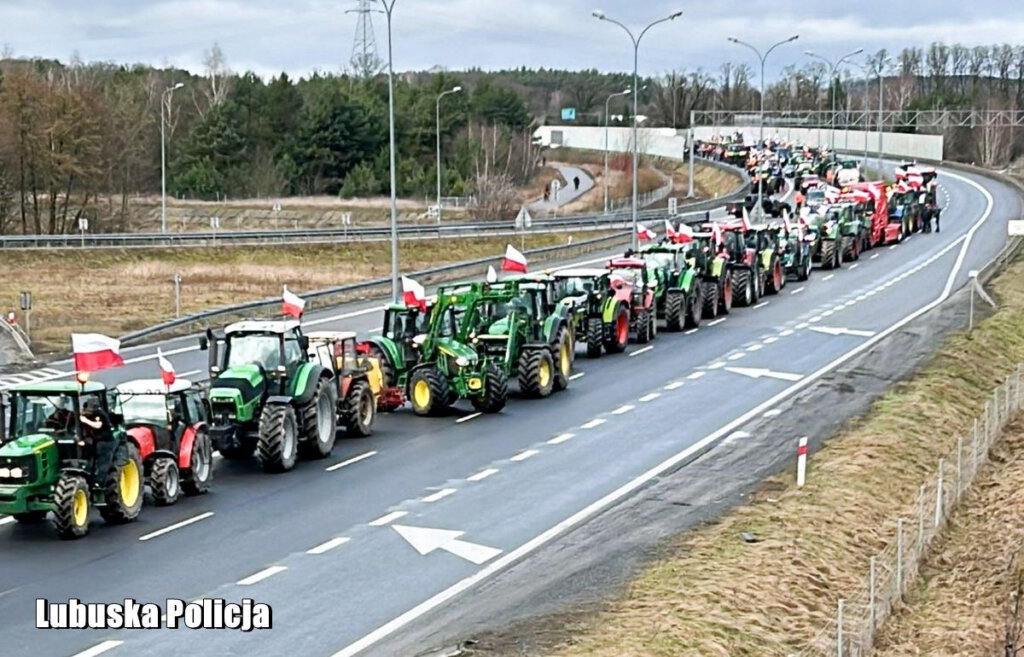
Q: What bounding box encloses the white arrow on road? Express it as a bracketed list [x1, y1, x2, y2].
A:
[392, 525, 503, 565]
[725, 367, 803, 382]
[809, 326, 877, 338]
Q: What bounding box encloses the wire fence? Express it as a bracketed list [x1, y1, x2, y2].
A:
[794, 364, 1024, 657]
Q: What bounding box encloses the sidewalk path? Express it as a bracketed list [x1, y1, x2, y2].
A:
[529, 165, 595, 211]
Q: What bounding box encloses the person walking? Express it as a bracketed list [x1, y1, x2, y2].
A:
[573, 176, 580, 191]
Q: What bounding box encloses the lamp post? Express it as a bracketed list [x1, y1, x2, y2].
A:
[378, 0, 400, 302]
[160, 82, 184, 235]
[593, 9, 682, 251]
[728, 35, 798, 219]
[805, 48, 864, 149]
[435, 86, 462, 227]
[603, 88, 631, 214]
[865, 56, 894, 172]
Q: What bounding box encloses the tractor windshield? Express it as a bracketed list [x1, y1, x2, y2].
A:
[9, 392, 77, 439]
[609, 268, 641, 287]
[120, 394, 168, 426]
[643, 252, 676, 270]
[225, 333, 284, 370]
[559, 277, 595, 296]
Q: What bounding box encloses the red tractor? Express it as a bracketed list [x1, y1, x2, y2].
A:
[115, 379, 214, 506]
[844, 181, 900, 247]
[606, 257, 659, 345]
[704, 220, 765, 307]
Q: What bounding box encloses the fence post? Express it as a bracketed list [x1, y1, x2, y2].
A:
[956, 435, 963, 494]
[837, 598, 845, 657]
[917, 485, 926, 553]
[973, 418, 980, 473]
[935, 459, 944, 528]
[869, 556, 877, 633]
[896, 518, 904, 595]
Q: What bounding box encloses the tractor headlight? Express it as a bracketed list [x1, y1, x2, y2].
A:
[276, 366, 287, 374]
[0, 467, 9, 478]
[456, 356, 470, 367]
[9, 467, 22, 478]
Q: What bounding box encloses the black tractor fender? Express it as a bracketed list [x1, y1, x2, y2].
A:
[265, 395, 296, 407]
[291, 364, 331, 407]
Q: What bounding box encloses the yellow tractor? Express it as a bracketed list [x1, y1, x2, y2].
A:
[306, 331, 384, 437]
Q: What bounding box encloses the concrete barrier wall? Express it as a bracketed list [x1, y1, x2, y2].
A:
[534, 126, 944, 162]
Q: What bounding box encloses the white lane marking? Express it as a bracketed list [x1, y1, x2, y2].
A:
[763, 337, 778, 344]
[326, 451, 378, 472]
[138, 512, 215, 542]
[810, 326, 877, 338]
[547, 433, 575, 445]
[456, 413, 482, 424]
[747, 344, 763, 352]
[629, 346, 654, 358]
[723, 430, 751, 445]
[664, 381, 685, 390]
[41, 368, 63, 376]
[569, 372, 586, 381]
[780, 329, 795, 337]
[727, 352, 745, 361]
[888, 244, 898, 250]
[392, 525, 503, 565]
[849, 264, 860, 270]
[790, 287, 805, 295]
[822, 310, 834, 317]
[0, 516, 15, 526]
[71, 641, 124, 657]
[754, 301, 769, 309]
[638, 393, 661, 402]
[177, 369, 202, 378]
[511, 449, 539, 462]
[872, 253, 881, 259]
[307, 537, 351, 555]
[237, 565, 288, 586]
[708, 318, 727, 327]
[612, 404, 635, 415]
[467, 468, 498, 482]
[369, 327, 383, 333]
[685, 328, 699, 335]
[422, 488, 457, 503]
[708, 361, 726, 369]
[581, 418, 607, 429]
[809, 315, 822, 323]
[303, 305, 387, 328]
[687, 371, 706, 380]
[725, 366, 804, 382]
[369, 511, 407, 527]
[822, 274, 835, 281]
[763, 408, 782, 418]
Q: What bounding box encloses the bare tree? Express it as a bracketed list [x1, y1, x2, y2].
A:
[194, 43, 231, 119]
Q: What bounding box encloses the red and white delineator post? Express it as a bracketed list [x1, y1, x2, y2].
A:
[797, 436, 809, 487]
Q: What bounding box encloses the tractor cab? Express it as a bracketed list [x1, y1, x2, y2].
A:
[116, 379, 205, 449]
[201, 320, 310, 397]
[380, 304, 432, 366]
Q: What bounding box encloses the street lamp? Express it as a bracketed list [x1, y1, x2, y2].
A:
[160, 82, 184, 235]
[805, 48, 864, 149]
[603, 88, 631, 214]
[435, 85, 462, 228]
[593, 8, 683, 251]
[728, 34, 798, 219]
[865, 56, 894, 172]
[378, 0, 400, 303]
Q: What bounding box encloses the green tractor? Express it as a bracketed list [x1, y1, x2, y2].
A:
[768, 220, 813, 282]
[200, 320, 337, 473]
[748, 223, 788, 294]
[688, 229, 734, 319]
[805, 205, 855, 270]
[365, 297, 506, 417]
[636, 242, 704, 330]
[0, 381, 144, 539]
[549, 268, 630, 358]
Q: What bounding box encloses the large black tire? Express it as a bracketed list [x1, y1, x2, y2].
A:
[518, 347, 555, 398]
[369, 345, 401, 412]
[340, 380, 375, 437]
[765, 259, 784, 295]
[798, 253, 812, 282]
[821, 240, 837, 270]
[732, 269, 754, 307]
[99, 442, 144, 524]
[257, 404, 299, 473]
[701, 281, 719, 319]
[299, 378, 337, 459]
[51, 474, 90, 539]
[409, 366, 450, 417]
[634, 310, 652, 344]
[684, 287, 702, 329]
[181, 429, 213, 496]
[664, 291, 685, 331]
[552, 328, 572, 392]
[585, 317, 604, 358]
[218, 439, 256, 461]
[149, 457, 181, 507]
[471, 361, 508, 413]
[718, 272, 734, 315]
[604, 305, 629, 354]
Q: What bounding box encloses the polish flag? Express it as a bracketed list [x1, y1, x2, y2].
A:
[71, 333, 124, 372]
[502, 244, 528, 273]
[673, 223, 695, 244]
[710, 222, 725, 247]
[401, 276, 427, 311]
[637, 223, 656, 242]
[486, 265, 498, 283]
[282, 285, 306, 318]
[664, 219, 678, 240]
[157, 349, 175, 387]
[740, 207, 752, 232]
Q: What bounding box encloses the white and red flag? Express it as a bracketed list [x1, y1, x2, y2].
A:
[637, 223, 656, 242]
[157, 349, 175, 387]
[71, 333, 124, 372]
[282, 285, 306, 318]
[401, 276, 428, 311]
[502, 244, 528, 273]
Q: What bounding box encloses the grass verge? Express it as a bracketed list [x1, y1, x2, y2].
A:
[529, 254, 1024, 656]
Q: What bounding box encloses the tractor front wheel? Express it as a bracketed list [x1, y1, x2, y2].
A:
[635, 310, 653, 344]
[258, 404, 299, 473]
[718, 272, 734, 315]
[149, 457, 181, 507]
[684, 287, 702, 329]
[664, 290, 685, 331]
[410, 367, 450, 417]
[299, 378, 337, 459]
[100, 443, 144, 524]
[732, 269, 754, 307]
[585, 317, 604, 358]
[51, 475, 90, 539]
[701, 281, 719, 319]
[604, 305, 629, 354]
[182, 430, 213, 496]
[552, 328, 572, 392]
[341, 380, 376, 437]
[518, 348, 555, 398]
[472, 361, 508, 413]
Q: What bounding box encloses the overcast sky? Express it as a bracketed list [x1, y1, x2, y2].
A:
[5, 0, 1024, 81]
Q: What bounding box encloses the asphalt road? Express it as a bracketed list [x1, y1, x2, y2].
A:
[0, 162, 1015, 657]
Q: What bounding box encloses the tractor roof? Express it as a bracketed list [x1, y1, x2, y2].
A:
[503, 273, 554, 283]
[225, 320, 301, 334]
[9, 381, 106, 394]
[116, 379, 194, 395]
[607, 257, 646, 269]
[306, 331, 358, 342]
[550, 268, 608, 278]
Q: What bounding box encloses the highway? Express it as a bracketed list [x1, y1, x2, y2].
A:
[0, 162, 1015, 657]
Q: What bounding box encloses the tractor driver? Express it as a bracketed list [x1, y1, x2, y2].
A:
[44, 396, 76, 433]
[80, 398, 113, 445]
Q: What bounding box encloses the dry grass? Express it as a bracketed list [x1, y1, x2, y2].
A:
[537, 257, 1024, 657]
[873, 419, 1024, 656]
[2, 233, 608, 355]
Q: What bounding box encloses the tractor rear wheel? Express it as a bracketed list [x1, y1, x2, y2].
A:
[701, 281, 719, 319]
[604, 305, 629, 354]
[368, 345, 401, 412]
[821, 240, 837, 270]
[552, 328, 572, 392]
[257, 404, 299, 473]
[51, 474, 90, 539]
[585, 317, 603, 358]
[518, 347, 555, 398]
[299, 378, 337, 459]
[635, 310, 652, 344]
[100, 443, 144, 524]
[14, 511, 47, 523]
[766, 260, 784, 295]
[718, 272, 734, 315]
[664, 290, 685, 331]
[410, 367, 450, 417]
[182, 430, 213, 496]
[732, 269, 753, 307]
[341, 380, 376, 437]
[798, 253, 812, 281]
[149, 457, 181, 507]
[685, 286, 702, 329]
[472, 361, 508, 413]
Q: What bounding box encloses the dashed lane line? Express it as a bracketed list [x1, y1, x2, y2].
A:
[822, 274, 835, 281]
[569, 372, 586, 381]
[664, 381, 685, 390]
[307, 537, 351, 555]
[708, 361, 726, 369]
[138, 512, 215, 542]
[872, 253, 881, 259]
[707, 318, 727, 327]
[779, 329, 795, 337]
[612, 405, 635, 415]
[422, 488, 457, 503]
[629, 346, 654, 358]
[763, 408, 783, 418]
[71, 641, 124, 657]
[326, 451, 378, 472]
[687, 371, 706, 380]
[727, 353, 745, 361]
[849, 264, 860, 270]
[467, 468, 499, 482]
[685, 328, 699, 335]
[638, 393, 661, 402]
[369, 511, 407, 527]
[547, 433, 575, 445]
[753, 301, 769, 309]
[511, 449, 539, 462]
[790, 287, 805, 295]
[455, 413, 482, 424]
[581, 418, 607, 429]
[237, 566, 288, 586]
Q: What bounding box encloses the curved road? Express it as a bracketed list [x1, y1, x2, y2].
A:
[529, 165, 596, 211]
[0, 163, 1016, 657]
